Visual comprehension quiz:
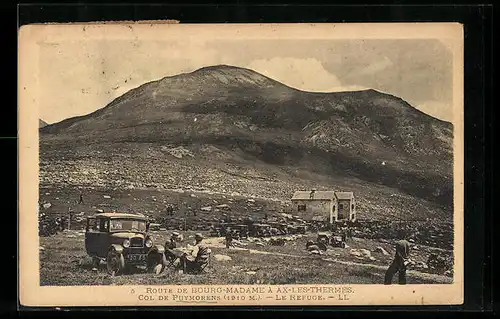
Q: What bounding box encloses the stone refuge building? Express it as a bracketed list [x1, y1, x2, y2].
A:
[291, 190, 356, 223]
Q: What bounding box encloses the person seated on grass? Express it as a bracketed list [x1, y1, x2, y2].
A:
[165, 232, 181, 261]
[166, 232, 179, 249]
[179, 233, 210, 274]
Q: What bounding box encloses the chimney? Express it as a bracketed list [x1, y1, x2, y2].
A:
[310, 189, 316, 199]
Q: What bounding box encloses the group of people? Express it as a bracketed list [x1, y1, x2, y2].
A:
[164, 229, 412, 282]
[164, 232, 211, 274]
[225, 228, 243, 248]
[38, 213, 67, 236]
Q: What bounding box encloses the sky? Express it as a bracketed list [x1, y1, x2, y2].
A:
[38, 38, 454, 124]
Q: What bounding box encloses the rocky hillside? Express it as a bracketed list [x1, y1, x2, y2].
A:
[40, 65, 453, 220]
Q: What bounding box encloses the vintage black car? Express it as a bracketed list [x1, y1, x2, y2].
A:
[85, 212, 167, 276]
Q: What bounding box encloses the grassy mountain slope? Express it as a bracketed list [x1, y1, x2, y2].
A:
[40, 65, 453, 221]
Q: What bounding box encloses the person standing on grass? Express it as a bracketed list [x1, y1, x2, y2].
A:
[78, 192, 84, 204]
[345, 225, 353, 241]
[225, 229, 233, 248]
[384, 238, 411, 285]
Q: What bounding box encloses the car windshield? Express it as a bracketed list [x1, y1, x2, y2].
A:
[109, 219, 147, 232]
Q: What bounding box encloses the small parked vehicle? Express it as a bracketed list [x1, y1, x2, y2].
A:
[250, 224, 272, 237]
[232, 224, 249, 239]
[330, 235, 346, 248]
[296, 225, 307, 234]
[84, 212, 168, 276]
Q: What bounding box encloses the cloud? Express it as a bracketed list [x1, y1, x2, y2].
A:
[247, 57, 342, 92]
[39, 40, 223, 123]
[356, 56, 394, 76]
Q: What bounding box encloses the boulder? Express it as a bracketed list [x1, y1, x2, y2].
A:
[350, 249, 362, 257]
[214, 254, 232, 262]
[201, 206, 212, 212]
[103, 195, 111, 199]
[375, 246, 390, 256]
[359, 249, 372, 258]
[42, 203, 52, 209]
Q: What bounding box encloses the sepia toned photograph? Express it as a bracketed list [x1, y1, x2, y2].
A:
[19, 23, 464, 306]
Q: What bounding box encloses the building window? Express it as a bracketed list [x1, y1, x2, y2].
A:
[351, 204, 354, 210]
[298, 205, 306, 212]
[339, 204, 344, 209]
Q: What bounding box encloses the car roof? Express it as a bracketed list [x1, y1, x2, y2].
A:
[93, 212, 147, 219]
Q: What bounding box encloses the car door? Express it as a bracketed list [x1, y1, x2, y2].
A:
[85, 217, 98, 256]
[96, 218, 110, 257]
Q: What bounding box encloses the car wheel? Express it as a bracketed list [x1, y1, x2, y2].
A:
[106, 249, 125, 276]
[147, 253, 166, 275]
[92, 257, 101, 270]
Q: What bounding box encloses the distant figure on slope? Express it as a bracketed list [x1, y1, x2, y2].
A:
[166, 205, 174, 216]
[78, 193, 84, 205]
[384, 238, 411, 285]
[225, 229, 233, 248]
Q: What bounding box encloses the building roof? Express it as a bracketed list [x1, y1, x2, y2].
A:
[291, 190, 354, 201]
[291, 191, 335, 200]
[93, 212, 147, 219]
[334, 192, 354, 200]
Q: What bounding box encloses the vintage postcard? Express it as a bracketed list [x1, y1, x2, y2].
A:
[19, 22, 464, 307]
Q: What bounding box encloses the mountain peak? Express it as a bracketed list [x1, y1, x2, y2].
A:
[195, 64, 244, 72]
[171, 64, 280, 88]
